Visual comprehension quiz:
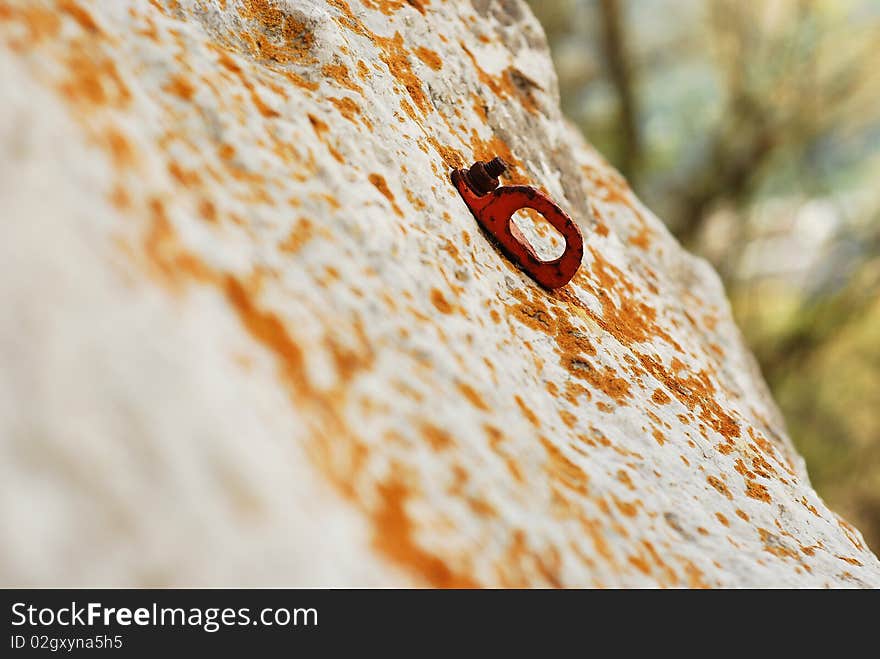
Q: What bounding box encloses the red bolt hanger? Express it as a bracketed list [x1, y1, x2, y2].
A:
[451, 157, 584, 289]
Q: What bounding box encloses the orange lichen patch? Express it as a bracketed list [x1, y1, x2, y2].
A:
[197, 198, 217, 223]
[373, 479, 477, 587]
[750, 454, 776, 478]
[163, 73, 196, 100]
[282, 69, 319, 91]
[327, 95, 368, 127]
[539, 437, 589, 496]
[439, 239, 463, 266]
[279, 218, 315, 254]
[326, 0, 368, 36]
[642, 541, 678, 584]
[356, 59, 370, 79]
[735, 509, 750, 522]
[374, 32, 432, 116]
[706, 475, 733, 500]
[747, 426, 794, 474]
[143, 199, 217, 290]
[361, 0, 426, 15]
[214, 49, 280, 118]
[613, 496, 638, 518]
[109, 184, 131, 211]
[617, 469, 635, 491]
[510, 297, 557, 334]
[398, 99, 420, 124]
[404, 187, 426, 210]
[104, 129, 137, 170]
[651, 388, 671, 405]
[0, 3, 61, 49]
[708, 343, 725, 358]
[237, 0, 315, 64]
[470, 94, 488, 122]
[306, 113, 344, 163]
[58, 49, 132, 109]
[581, 160, 636, 209]
[733, 458, 755, 479]
[426, 136, 464, 169]
[636, 353, 741, 442]
[715, 512, 729, 527]
[430, 288, 453, 314]
[421, 422, 453, 451]
[681, 559, 711, 588]
[627, 223, 652, 250]
[514, 395, 540, 427]
[495, 530, 567, 587]
[458, 382, 490, 412]
[483, 423, 504, 450]
[412, 46, 442, 70]
[836, 555, 863, 566]
[799, 496, 820, 517]
[745, 479, 771, 503]
[651, 428, 666, 446]
[458, 42, 496, 91]
[466, 496, 497, 518]
[564, 359, 631, 405]
[838, 519, 866, 551]
[404, 0, 429, 14]
[167, 161, 202, 188]
[627, 554, 651, 575]
[367, 173, 403, 217]
[646, 408, 665, 427]
[58, 0, 101, 34]
[321, 62, 363, 93]
[579, 248, 674, 349]
[324, 325, 374, 384]
[459, 44, 541, 114]
[758, 528, 799, 560]
[314, 193, 341, 210]
[557, 409, 577, 429]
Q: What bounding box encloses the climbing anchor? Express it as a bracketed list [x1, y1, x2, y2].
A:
[451, 157, 584, 289]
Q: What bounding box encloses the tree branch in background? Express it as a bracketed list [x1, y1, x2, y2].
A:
[598, 0, 641, 181]
[670, 118, 776, 249]
[756, 223, 880, 386]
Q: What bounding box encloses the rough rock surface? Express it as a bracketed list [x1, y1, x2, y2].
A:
[1, 0, 878, 588]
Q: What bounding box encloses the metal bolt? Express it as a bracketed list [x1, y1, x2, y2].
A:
[465, 157, 508, 196]
[484, 157, 506, 178]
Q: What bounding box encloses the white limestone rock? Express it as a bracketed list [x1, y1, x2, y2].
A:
[0, 0, 877, 587]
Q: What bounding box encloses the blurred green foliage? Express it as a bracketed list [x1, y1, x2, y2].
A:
[527, 0, 880, 550]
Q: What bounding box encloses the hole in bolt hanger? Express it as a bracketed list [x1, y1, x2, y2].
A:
[510, 207, 566, 261]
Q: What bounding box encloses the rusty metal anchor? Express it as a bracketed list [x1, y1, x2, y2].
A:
[451, 157, 583, 289]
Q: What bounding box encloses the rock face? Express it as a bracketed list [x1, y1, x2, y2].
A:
[0, 0, 877, 588]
